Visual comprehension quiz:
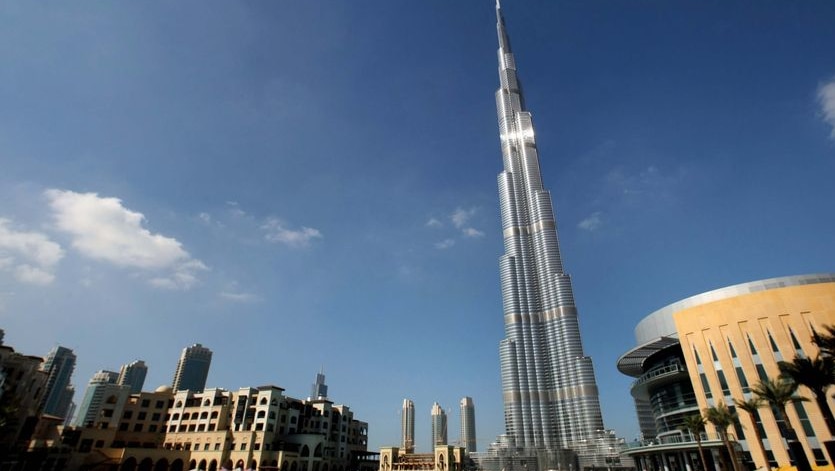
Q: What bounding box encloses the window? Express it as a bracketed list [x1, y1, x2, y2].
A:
[141, 399, 151, 408]
[119, 423, 129, 432]
[735, 367, 749, 393]
[137, 412, 147, 420]
[149, 425, 157, 432]
[241, 443, 247, 451]
[134, 423, 144, 432]
[102, 409, 114, 418]
[795, 402, 816, 437]
[710, 343, 719, 361]
[152, 413, 161, 421]
[155, 400, 165, 409]
[215, 443, 221, 450]
[747, 335, 758, 355]
[717, 370, 730, 395]
[173, 413, 180, 421]
[204, 443, 210, 451]
[122, 411, 133, 419]
[728, 339, 737, 358]
[694, 349, 702, 365]
[699, 373, 712, 399]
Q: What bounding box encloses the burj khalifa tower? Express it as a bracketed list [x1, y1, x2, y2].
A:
[492, 2, 614, 467]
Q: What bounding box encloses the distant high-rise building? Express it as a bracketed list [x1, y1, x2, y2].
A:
[459, 396, 476, 453]
[40, 345, 76, 420]
[73, 370, 131, 427]
[310, 369, 328, 400]
[401, 398, 415, 453]
[491, 3, 615, 468]
[118, 360, 148, 394]
[172, 343, 212, 393]
[430, 402, 447, 447]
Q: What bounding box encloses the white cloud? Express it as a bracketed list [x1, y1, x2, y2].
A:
[578, 212, 603, 232]
[219, 291, 260, 303]
[818, 77, 835, 139]
[45, 189, 206, 289]
[262, 218, 322, 248]
[198, 212, 212, 224]
[451, 207, 476, 229]
[435, 238, 456, 250]
[148, 259, 208, 291]
[0, 218, 64, 285]
[426, 218, 443, 228]
[462, 227, 485, 238]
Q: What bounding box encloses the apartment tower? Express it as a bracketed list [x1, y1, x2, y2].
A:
[172, 343, 212, 393]
[460, 396, 477, 453]
[40, 345, 77, 420]
[430, 402, 447, 447]
[401, 398, 415, 453]
[492, 2, 612, 467]
[118, 359, 148, 394]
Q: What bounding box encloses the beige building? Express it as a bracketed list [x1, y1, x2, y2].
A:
[56, 379, 369, 471]
[0, 345, 48, 451]
[379, 446, 469, 471]
[618, 274, 835, 471]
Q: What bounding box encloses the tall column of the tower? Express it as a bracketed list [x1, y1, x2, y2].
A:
[493, 1, 606, 461]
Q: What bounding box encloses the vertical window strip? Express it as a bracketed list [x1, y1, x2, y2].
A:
[747, 334, 758, 355]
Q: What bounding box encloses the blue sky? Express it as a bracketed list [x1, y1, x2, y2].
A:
[2, 0, 835, 453]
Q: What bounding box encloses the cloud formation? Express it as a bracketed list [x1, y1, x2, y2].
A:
[578, 212, 603, 232]
[426, 217, 443, 228]
[435, 239, 456, 250]
[451, 207, 476, 228]
[462, 227, 485, 238]
[262, 218, 322, 248]
[45, 189, 206, 289]
[0, 219, 64, 285]
[819, 77, 835, 139]
[219, 291, 260, 303]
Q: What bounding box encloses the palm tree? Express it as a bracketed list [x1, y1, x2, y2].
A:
[751, 377, 816, 471]
[751, 377, 804, 440]
[704, 403, 742, 471]
[813, 325, 835, 357]
[734, 397, 769, 470]
[779, 355, 835, 435]
[681, 414, 709, 471]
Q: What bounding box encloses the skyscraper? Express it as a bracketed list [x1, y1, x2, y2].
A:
[492, 3, 613, 467]
[172, 343, 212, 393]
[40, 345, 77, 420]
[459, 396, 477, 453]
[401, 398, 415, 453]
[73, 370, 131, 427]
[118, 359, 148, 394]
[430, 402, 447, 447]
[310, 369, 328, 400]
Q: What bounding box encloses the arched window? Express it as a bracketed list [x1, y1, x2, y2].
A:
[269, 411, 276, 419]
[257, 410, 266, 419]
[176, 401, 183, 408]
[182, 413, 190, 420]
[200, 412, 208, 419]
[301, 445, 310, 457]
[204, 399, 211, 406]
[211, 411, 219, 419]
[172, 413, 180, 420]
[314, 444, 323, 457]
[260, 397, 268, 405]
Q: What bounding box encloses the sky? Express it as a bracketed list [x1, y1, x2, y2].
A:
[2, 0, 835, 454]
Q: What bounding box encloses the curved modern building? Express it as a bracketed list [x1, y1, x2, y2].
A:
[618, 274, 835, 471]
